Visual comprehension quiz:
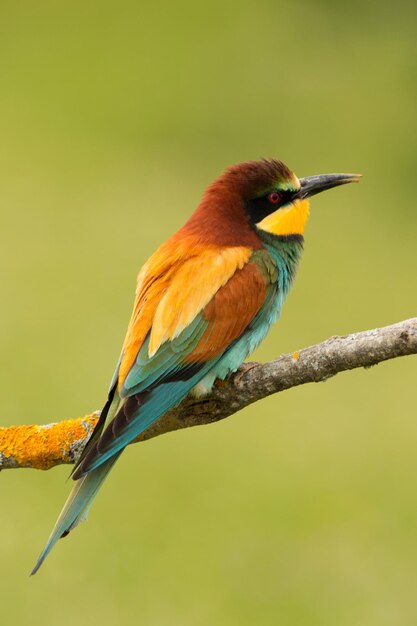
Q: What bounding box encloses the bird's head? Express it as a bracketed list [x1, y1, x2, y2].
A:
[222, 159, 361, 239]
[183, 159, 360, 247]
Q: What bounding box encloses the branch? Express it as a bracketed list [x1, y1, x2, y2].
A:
[1, 318, 416, 471]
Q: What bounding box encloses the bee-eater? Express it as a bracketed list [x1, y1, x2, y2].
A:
[31, 159, 360, 574]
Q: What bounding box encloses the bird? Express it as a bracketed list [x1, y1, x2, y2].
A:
[31, 158, 360, 574]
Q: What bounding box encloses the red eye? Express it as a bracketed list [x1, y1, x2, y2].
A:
[268, 192, 281, 204]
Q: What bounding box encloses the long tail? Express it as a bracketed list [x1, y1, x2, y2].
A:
[31, 453, 120, 575]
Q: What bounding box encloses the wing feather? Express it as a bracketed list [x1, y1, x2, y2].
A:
[149, 246, 251, 356]
[73, 247, 276, 478]
[118, 242, 251, 386]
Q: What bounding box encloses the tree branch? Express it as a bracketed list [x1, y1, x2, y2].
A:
[1, 318, 416, 471]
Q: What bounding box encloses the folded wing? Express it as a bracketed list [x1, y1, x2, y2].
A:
[72, 244, 276, 479]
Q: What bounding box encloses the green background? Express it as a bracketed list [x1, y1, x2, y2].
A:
[1, 1, 416, 624]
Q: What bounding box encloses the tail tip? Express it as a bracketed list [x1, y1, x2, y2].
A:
[30, 556, 45, 576]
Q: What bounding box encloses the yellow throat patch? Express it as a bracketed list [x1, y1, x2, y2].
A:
[256, 198, 310, 236]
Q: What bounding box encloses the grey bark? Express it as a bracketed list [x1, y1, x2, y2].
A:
[1, 317, 416, 469]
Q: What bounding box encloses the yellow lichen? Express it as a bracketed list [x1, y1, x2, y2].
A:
[0, 413, 98, 470]
[292, 351, 300, 361]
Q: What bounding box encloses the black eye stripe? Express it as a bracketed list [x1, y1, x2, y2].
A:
[245, 190, 295, 224]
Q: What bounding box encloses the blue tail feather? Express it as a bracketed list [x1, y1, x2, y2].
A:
[30, 454, 120, 575]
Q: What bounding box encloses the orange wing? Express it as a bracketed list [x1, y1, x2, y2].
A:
[118, 235, 252, 389]
[75, 246, 273, 477]
[186, 262, 268, 362]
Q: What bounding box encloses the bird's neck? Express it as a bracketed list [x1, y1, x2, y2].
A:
[261, 233, 304, 294]
[181, 188, 264, 249]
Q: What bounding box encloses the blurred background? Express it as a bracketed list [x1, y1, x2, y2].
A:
[1, 1, 416, 624]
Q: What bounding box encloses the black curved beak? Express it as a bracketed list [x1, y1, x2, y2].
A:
[297, 173, 361, 199]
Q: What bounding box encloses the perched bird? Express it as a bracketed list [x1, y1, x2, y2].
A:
[31, 159, 360, 574]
